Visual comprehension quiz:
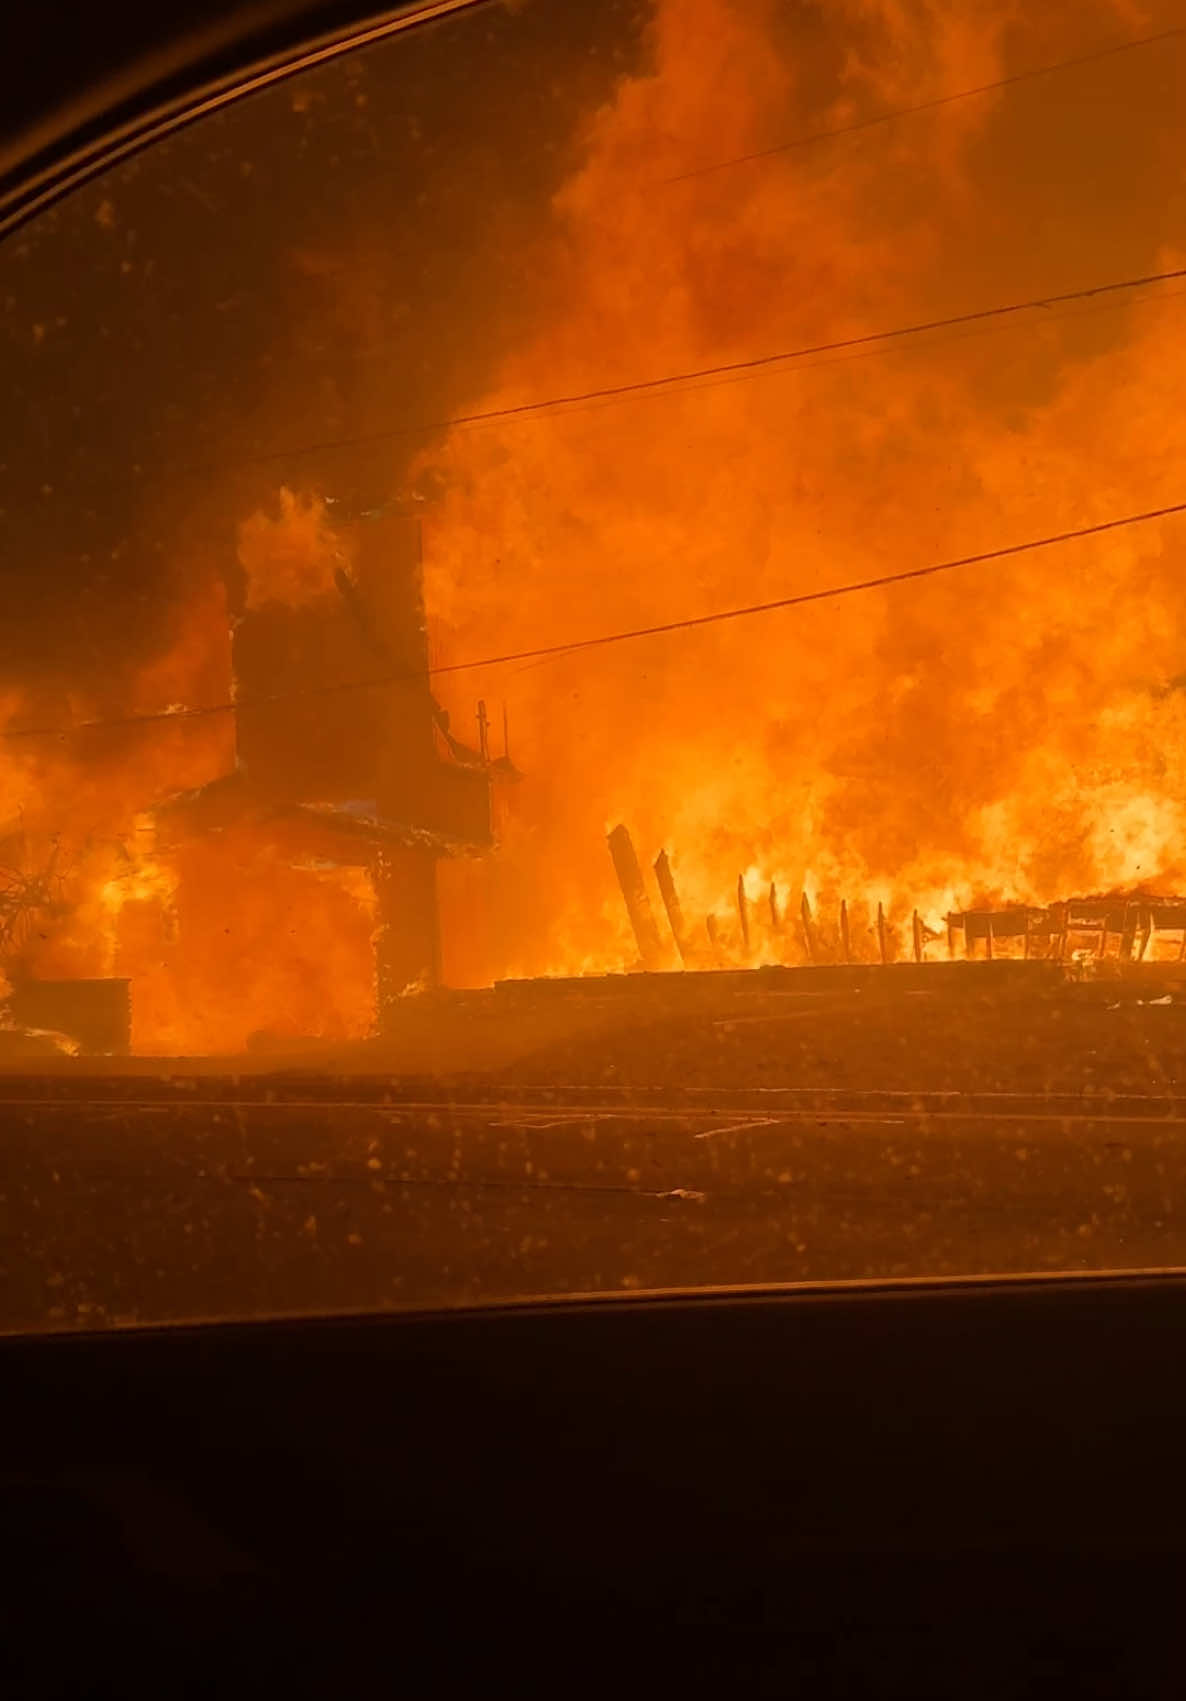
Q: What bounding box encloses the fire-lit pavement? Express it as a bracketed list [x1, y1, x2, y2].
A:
[6, 1067, 1186, 1334]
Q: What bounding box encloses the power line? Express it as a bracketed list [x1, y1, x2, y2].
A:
[220, 264, 1186, 469]
[132, 25, 1186, 486]
[453, 280, 1186, 435]
[7, 497, 1186, 742]
[427, 499, 1186, 674]
[23, 269, 1186, 531]
[663, 22, 1186, 184]
[118, 270, 1184, 500]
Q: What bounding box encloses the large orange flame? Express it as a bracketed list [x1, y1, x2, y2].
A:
[425, 0, 1186, 981]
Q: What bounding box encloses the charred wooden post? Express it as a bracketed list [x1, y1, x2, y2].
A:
[769, 882, 781, 930]
[1120, 900, 1139, 962]
[653, 849, 689, 965]
[912, 909, 923, 964]
[800, 893, 818, 964]
[877, 902, 888, 965]
[985, 915, 994, 962]
[839, 899, 851, 964]
[374, 847, 442, 1011]
[1053, 903, 1068, 962]
[947, 914, 956, 959]
[607, 824, 664, 971]
[737, 876, 751, 954]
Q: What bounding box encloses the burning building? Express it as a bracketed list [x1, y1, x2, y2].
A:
[148, 504, 504, 1048]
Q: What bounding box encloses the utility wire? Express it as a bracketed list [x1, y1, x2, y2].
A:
[7, 498, 1186, 742]
[427, 499, 1186, 673]
[219, 264, 1186, 468]
[115, 23, 1186, 480]
[21, 271, 1186, 533]
[452, 280, 1186, 434]
[664, 22, 1186, 183]
[49, 266, 1183, 503]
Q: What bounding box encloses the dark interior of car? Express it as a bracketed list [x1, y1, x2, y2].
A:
[5, 1277, 1186, 1695]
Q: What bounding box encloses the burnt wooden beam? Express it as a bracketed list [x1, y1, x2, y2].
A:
[800, 893, 817, 964]
[607, 824, 664, 971]
[653, 849, 689, 966]
[1120, 900, 1139, 962]
[737, 876, 751, 954]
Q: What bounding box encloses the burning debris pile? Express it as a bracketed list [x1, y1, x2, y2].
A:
[606, 823, 1186, 975]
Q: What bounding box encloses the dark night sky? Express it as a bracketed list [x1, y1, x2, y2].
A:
[0, 0, 646, 713]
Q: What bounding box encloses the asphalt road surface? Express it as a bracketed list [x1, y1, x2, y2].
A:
[7, 1071, 1186, 1334]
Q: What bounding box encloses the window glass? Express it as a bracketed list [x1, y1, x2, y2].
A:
[5, 0, 1186, 1332]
